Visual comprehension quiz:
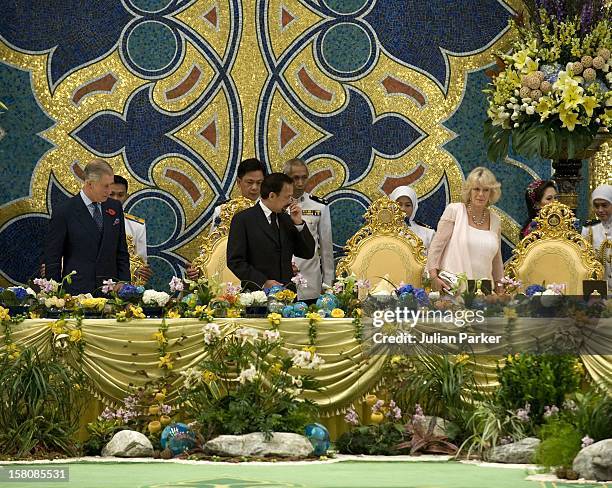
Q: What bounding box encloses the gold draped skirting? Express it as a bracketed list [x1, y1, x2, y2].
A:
[2, 318, 611, 440]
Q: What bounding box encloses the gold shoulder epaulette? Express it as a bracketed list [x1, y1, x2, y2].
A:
[125, 213, 145, 224]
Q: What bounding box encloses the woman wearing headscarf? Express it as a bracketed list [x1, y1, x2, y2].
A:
[389, 185, 435, 250]
[582, 184, 612, 290]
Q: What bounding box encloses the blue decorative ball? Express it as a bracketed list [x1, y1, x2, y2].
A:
[267, 299, 285, 314]
[293, 302, 308, 317]
[281, 305, 295, 318]
[316, 294, 338, 312]
[267, 285, 285, 296]
[160, 423, 197, 456]
[304, 423, 330, 456]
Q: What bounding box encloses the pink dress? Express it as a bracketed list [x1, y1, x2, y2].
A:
[427, 203, 503, 282]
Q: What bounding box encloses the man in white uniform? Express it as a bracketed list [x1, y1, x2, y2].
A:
[209, 158, 265, 234]
[109, 175, 153, 283]
[582, 184, 612, 292]
[186, 158, 265, 280]
[284, 159, 334, 303]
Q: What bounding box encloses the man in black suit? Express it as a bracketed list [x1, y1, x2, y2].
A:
[44, 159, 130, 294]
[227, 172, 315, 290]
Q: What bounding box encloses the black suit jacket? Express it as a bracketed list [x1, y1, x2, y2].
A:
[227, 204, 315, 290]
[44, 194, 131, 294]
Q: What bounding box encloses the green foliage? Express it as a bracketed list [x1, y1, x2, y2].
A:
[336, 423, 406, 455]
[0, 348, 83, 457]
[496, 353, 581, 425]
[83, 419, 123, 455]
[397, 416, 458, 455]
[459, 401, 527, 458]
[569, 389, 612, 441]
[391, 354, 480, 441]
[179, 326, 320, 440]
[535, 419, 582, 469]
[484, 118, 598, 162]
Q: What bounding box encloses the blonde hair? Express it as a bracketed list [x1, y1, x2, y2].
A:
[282, 158, 307, 176]
[83, 159, 113, 182]
[461, 167, 501, 205]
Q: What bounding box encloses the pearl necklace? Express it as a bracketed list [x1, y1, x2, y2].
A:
[468, 203, 486, 226]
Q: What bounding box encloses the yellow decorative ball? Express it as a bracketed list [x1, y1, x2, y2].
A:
[530, 89, 542, 100]
[370, 412, 384, 424]
[365, 394, 378, 406]
[148, 421, 162, 433]
[149, 405, 160, 415]
[519, 86, 532, 99]
[581, 55, 593, 68]
[597, 48, 610, 61]
[160, 415, 172, 426]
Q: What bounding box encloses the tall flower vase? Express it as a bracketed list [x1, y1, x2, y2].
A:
[550, 130, 611, 213]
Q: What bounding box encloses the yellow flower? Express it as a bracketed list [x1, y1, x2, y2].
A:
[390, 355, 402, 366]
[536, 96, 555, 121]
[353, 308, 363, 318]
[561, 84, 585, 111]
[306, 312, 322, 322]
[29, 311, 41, 319]
[330, 308, 345, 318]
[270, 361, 283, 374]
[512, 50, 529, 70]
[0, 306, 10, 321]
[302, 345, 316, 355]
[201, 370, 217, 383]
[506, 354, 513, 364]
[553, 70, 579, 91]
[559, 107, 579, 131]
[275, 290, 297, 303]
[6, 343, 20, 360]
[573, 360, 585, 376]
[152, 331, 168, 345]
[130, 305, 146, 319]
[267, 313, 282, 327]
[158, 353, 174, 369]
[455, 353, 470, 364]
[166, 309, 181, 319]
[581, 96, 598, 117]
[115, 311, 127, 322]
[50, 319, 66, 335]
[227, 308, 241, 318]
[503, 307, 518, 320]
[68, 329, 82, 342]
[523, 56, 539, 74]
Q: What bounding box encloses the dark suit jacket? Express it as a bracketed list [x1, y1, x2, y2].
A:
[227, 204, 315, 290]
[44, 194, 131, 294]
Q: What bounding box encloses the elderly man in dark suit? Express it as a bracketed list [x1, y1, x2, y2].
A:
[44, 159, 130, 294]
[227, 172, 315, 291]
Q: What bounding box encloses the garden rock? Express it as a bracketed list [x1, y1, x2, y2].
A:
[413, 416, 449, 437]
[573, 439, 612, 481]
[204, 432, 313, 457]
[488, 437, 540, 464]
[101, 430, 154, 458]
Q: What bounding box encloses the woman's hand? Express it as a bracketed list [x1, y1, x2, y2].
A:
[431, 274, 451, 293]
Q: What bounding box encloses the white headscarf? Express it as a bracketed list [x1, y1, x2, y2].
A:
[592, 184, 612, 205]
[389, 185, 418, 223]
[592, 184, 612, 226]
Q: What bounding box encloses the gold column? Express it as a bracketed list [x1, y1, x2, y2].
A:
[588, 142, 612, 218]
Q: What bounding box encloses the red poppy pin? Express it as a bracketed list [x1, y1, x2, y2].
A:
[106, 208, 116, 216]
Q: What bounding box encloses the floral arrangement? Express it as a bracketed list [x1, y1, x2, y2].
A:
[178, 323, 322, 438]
[484, 0, 612, 161]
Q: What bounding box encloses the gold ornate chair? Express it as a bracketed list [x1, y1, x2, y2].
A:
[191, 197, 255, 284]
[336, 197, 427, 290]
[505, 201, 603, 294]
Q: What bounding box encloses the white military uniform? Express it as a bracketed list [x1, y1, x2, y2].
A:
[581, 184, 612, 293]
[582, 220, 612, 291]
[124, 213, 147, 260]
[389, 185, 435, 251]
[292, 192, 334, 300]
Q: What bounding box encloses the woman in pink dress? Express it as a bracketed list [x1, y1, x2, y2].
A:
[427, 167, 503, 293]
